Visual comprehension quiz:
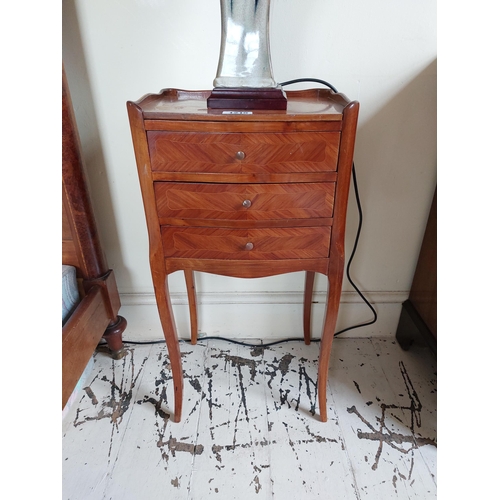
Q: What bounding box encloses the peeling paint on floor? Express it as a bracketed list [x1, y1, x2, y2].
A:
[63, 339, 437, 499]
[72, 349, 148, 460]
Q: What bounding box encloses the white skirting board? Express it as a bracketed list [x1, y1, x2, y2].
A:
[119, 290, 407, 341]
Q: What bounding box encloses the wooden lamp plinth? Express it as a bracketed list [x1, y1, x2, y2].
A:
[207, 87, 287, 110]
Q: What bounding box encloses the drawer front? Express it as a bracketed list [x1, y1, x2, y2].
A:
[154, 182, 335, 221]
[161, 227, 331, 260]
[148, 131, 340, 174]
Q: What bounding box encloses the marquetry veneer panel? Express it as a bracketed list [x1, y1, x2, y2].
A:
[161, 226, 332, 260]
[154, 182, 335, 221]
[147, 131, 340, 174]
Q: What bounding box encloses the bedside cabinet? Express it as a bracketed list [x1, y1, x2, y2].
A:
[127, 89, 359, 422]
[396, 188, 437, 353]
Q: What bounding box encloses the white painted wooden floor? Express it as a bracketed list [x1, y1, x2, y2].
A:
[62, 337, 436, 499]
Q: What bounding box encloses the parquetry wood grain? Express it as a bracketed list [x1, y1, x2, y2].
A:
[148, 131, 341, 174]
[154, 182, 335, 221]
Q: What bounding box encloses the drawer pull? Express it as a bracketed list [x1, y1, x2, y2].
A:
[235, 151, 246, 160]
[244, 242, 254, 251]
[242, 199, 252, 208]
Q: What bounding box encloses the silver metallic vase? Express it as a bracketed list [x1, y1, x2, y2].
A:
[214, 0, 278, 88]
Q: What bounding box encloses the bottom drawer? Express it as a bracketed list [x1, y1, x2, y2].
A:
[161, 226, 331, 260]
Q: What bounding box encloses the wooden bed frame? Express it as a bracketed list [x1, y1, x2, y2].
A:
[62, 66, 127, 409]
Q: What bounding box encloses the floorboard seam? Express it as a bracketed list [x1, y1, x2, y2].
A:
[186, 342, 209, 499]
[102, 344, 153, 499]
[327, 343, 363, 500]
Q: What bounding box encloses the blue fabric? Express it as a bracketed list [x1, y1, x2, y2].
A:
[62, 265, 80, 325]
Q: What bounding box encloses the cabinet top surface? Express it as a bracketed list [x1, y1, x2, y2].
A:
[130, 89, 354, 122]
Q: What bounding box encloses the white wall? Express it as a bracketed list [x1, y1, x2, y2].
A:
[62, 0, 437, 341]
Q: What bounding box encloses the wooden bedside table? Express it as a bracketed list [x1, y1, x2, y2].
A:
[127, 89, 359, 423]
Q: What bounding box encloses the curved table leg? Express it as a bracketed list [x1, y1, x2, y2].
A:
[184, 270, 198, 345]
[303, 271, 315, 345]
[153, 269, 184, 423]
[317, 267, 343, 422]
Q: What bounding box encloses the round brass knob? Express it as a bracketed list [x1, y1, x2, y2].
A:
[242, 199, 252, 208]
[235, 151, 246, 160]
[244, 242, 254, 251]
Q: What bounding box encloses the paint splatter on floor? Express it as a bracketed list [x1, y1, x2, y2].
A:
[347, 361, 436, 474]
[63, 339, 436, 499]
[72, 349, 147, 459]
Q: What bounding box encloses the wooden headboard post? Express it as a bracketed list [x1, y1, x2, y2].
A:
[62, 65, 127, 360]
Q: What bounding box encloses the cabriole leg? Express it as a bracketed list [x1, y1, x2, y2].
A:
[184, 270, 198, 345]
[303, 271, 315, 345]
[154, 269, 184, 423]
[317, 270, 342, 422]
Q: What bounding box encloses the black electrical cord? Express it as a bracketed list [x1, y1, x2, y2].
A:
[334, 159, 378, 336]
[279, 77, 339, 94]
[123, 337, 314, 348]
[123, 78, 377, 349]
[279, 78, 377, 337]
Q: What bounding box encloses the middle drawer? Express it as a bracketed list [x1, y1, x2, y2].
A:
[154, 182, 335, 221]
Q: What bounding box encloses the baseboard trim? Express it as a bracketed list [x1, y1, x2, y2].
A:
[118, 290, 408, 341]
[120, 290, 408, 307]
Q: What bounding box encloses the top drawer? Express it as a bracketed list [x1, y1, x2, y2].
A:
[147, 131, 340, 174]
